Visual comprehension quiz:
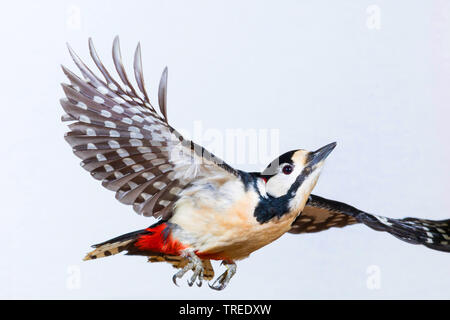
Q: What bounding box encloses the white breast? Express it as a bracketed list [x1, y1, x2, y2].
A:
[169, 174, 303, 260]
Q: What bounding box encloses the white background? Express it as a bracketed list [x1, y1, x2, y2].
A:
[1, 0, 449, 299]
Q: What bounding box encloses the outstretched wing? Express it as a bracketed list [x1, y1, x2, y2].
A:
[61, 37, 239, 220]
[289, 194, 450, 252]
[288, 195, 359, 234]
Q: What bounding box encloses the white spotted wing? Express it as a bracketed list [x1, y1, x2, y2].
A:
[290, 194, 450, 252]
[61, 37, 238, 219]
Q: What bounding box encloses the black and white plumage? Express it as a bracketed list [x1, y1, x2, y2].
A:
[61, 37, 449, 290]
[62, 36, 238, 220]
[293, 195, 450, 252]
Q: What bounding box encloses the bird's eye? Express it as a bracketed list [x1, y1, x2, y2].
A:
[282, 164, 293, 175]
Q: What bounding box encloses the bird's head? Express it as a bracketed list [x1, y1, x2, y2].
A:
[260, 142, 336, 211]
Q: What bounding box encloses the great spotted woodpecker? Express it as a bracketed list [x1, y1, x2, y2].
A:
[61, 37, 450, 290]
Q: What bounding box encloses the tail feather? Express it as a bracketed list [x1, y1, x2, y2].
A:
[83, 228, 150, 260]
[83, 223, 215, 279]
[84, 238, 135, 260]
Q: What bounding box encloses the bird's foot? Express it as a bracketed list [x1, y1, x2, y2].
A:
[172, 250, 204, 287]
[209, 260, 236, 291]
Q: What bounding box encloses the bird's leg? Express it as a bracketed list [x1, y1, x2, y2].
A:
[209, 260, 236, 291]
[172, 250, 204, 287]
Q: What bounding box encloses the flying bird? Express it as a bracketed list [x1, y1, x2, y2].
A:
[60, 37, 450, 290]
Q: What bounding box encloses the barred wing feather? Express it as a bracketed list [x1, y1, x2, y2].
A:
[61, 37, 238, 219]
[290, 194, 450, 252]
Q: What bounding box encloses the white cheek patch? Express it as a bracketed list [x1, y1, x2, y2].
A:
[265, 164, 303, 197]
[266, 176, 289, 197]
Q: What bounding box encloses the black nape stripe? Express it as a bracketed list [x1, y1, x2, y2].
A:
[238, 171, 257, 190]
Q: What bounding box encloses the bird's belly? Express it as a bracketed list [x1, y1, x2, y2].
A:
[170, 190, 300, 260]
[195, 213, 298, 261]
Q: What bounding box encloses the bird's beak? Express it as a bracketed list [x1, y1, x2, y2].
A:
[307, 142, 337, 167]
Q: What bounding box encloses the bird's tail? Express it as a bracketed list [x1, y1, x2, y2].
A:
[83, 229, 149, 261]
[83, 222, 215, 279]
[83, 221, 176, 260]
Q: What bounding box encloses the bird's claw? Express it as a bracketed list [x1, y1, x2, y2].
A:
[208, 273, 227, 291]
[171, 251, 204, 288]
[208, 261, 236, 291]
[172, 274, 180, 287]
[196, 273, 204, 287]
[187, 262, 204, 287]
